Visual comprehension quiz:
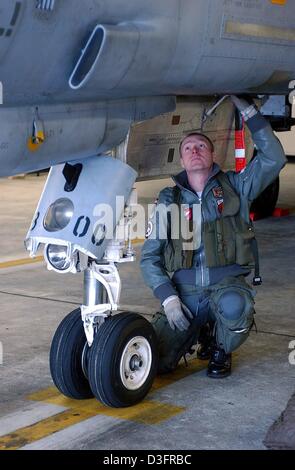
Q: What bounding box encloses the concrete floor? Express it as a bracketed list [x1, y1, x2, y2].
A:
[0, 162, 294, 450]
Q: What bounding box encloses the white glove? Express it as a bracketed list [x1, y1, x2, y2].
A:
[230, 95, 258, 121]
[162, 295, 193, 331]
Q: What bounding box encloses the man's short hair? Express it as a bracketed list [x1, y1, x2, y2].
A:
[179, 132, 215, 155]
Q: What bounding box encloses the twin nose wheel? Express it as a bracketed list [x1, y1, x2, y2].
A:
[50, 309, 158, 407]
[120, 336, 152, 391]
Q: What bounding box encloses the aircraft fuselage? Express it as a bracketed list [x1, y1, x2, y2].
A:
[0, 0, 295, 107]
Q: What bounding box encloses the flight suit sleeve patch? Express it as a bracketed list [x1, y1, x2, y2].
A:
[145, 198, 158, 239]
[145, 220, 154, 239]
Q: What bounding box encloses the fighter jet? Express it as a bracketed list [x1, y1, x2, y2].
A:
[0, 0, 295, 407]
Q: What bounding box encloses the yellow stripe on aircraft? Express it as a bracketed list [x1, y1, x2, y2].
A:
[225, 20, 295, 42]
[271, 0, 286, 5]
[27, 131, 45, 152]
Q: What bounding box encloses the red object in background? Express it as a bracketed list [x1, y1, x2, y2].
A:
[250, 208, 290, 221]
[235, 123, 246, 173]
[250, 212, 259, 221]
[272, 208, 290, 217]
[235, 157, 246, 172]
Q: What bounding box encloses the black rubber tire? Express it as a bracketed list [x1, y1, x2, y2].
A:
[49, 308, 93, 399]
[88, 312, 158, 408]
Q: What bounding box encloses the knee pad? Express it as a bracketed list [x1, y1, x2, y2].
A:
[218, 291, 246, 320]
[209, 286, 255, 353]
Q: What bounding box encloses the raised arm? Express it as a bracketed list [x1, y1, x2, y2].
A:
[226, 96, 287, 202]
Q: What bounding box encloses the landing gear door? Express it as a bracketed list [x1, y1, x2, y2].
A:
[25, 155, 137, 265]
[125, 96, 235, 180]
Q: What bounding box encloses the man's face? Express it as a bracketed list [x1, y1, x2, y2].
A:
[180, 135, 214, 173]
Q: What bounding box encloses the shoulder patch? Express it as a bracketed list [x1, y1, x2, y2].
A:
[145, 220, 154, 239]
[212, 186, 223, 198]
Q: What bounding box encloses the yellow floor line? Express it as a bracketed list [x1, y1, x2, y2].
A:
[27, 389, 185, 425]
[151, 359, 206, 390]
[0, 409, 97, 451]
[0, 358, 206, 450]
[0, 399, 184, 451]
[0, 256, 43, 269]
[132, 238, 145, 244]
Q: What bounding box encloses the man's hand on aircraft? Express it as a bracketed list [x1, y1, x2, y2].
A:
[230, 95, 258, 121]
[162, 295, 193, 331]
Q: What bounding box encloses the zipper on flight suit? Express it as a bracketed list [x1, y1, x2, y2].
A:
[173, 170, 219, 288]
[197, 192, 210, 287]
[194, 193, 204, 287]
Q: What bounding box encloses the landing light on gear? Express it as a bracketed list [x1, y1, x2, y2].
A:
[45, 244, 72, 271]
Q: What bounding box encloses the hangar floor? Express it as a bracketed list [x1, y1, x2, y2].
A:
[0, 162, 294, 451]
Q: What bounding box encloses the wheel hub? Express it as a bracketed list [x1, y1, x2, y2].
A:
[130, 354, 143, 371]
[120, 336, 152, 390]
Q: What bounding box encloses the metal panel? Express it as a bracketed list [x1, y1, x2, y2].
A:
[223, 20, 295, 44]
[0, 96, 175, 176]
[25, 156, 137, 260]
[0, 1, 23, 62]
[126, 97, 236, 180]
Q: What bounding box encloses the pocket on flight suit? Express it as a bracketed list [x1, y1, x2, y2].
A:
[233, 217, 256, 266]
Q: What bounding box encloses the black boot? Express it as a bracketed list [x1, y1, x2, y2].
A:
[207, 345, 232, 378]
[196, 322, 214, 360]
